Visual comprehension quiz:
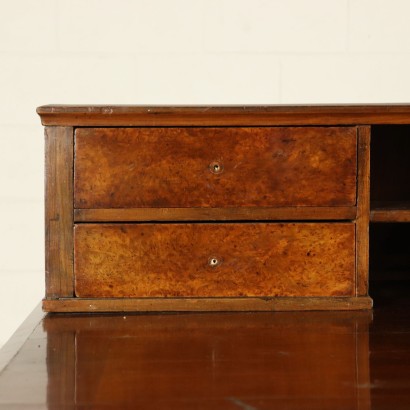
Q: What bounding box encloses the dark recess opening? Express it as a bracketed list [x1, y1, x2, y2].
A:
[369, 125, 410, 295]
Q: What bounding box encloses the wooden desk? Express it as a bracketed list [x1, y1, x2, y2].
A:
[1, 281, 410, 409]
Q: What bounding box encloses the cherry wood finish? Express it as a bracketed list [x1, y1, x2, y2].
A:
[44, 127, 74, 298]
[74, 127, 357, 208]
[74, 223, 355, 298]
[37, 104, 410, 126]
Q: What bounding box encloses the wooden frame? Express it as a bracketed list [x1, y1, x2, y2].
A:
[371, 208, 410, 222]
[44, 126, 74, 298]
[43, 296, 372, 313]
[74, 207, 357, 222]
[356, 127, 371, 296]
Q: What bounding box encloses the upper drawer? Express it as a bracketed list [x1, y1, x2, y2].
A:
[74, 127, 357, 209]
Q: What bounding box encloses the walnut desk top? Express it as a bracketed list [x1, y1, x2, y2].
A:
[2, 281, 410, 409]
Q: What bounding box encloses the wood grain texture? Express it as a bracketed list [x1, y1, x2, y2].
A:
[0, 304, 44, 373]
[45, 127, 74, 298]
[356, 127, 371, 296]
[34, 310, 371, 409]
[42, 296, 373, 312]
[74, 206, 357, 222]
[18, 282, 410, 409]
[371, 202, 410, 222]
[37, 104, 410, 126]
[46, 326, 75, 405]
[356, 326, 371, 409]
[74, 223, 356, 298]
[371, 210, 410, 222]
[74, 127, 357, 208]
[55, 313, 371, 409]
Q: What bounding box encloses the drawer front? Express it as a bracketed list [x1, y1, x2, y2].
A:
[74, 127, 357, 208]
[74, 223, 355, 298]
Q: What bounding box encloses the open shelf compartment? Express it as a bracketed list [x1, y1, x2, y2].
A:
[370, 125, 410, 222]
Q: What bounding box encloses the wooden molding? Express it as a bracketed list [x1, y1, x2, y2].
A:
[43, 296, 373, 313]
[74, 207, 357, 222]
[356, 127, 371, 296]
[37, 104, 410, 126]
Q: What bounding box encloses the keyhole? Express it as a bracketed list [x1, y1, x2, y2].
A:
[209, 161, 223, 174]
[208, 256, 221, 267]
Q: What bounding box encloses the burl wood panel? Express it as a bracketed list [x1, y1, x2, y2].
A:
[74, 223, 355, 298]
[74, 127, 357, 208]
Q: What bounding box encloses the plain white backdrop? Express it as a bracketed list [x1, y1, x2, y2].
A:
[1, 0, 410, 347]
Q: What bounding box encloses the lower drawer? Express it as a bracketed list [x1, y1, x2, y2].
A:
[74, 223, 355, 298]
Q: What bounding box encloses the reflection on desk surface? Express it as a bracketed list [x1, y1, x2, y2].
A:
[1, 281, 410, 409]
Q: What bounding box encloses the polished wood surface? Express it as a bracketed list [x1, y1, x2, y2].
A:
[356, 127, 371, 296]
[74, 206, 357, 222]
[43, 295, 373, 313]
[37, 104, 410, 126]
[74, 127, 357, 208]
[44, 126, 74, 298]
[371, 203, 410, 222]
[48, 312, 371, 409]
[74, 223, 355, 298]
[2, 281, 410, 409]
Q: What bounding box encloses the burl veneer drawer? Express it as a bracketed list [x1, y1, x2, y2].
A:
[74, 127, 357, 208]
[74, 223, 355, 298]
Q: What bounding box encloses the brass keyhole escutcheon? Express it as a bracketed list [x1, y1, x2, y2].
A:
[209, 161, 223, 174]
[208, 256, 222, 267]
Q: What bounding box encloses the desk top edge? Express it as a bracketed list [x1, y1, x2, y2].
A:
[37, 104, 410, 126]
[0, 303, 45, 373]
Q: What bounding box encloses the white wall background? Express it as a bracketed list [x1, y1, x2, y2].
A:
[1, 0, 410, 347]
